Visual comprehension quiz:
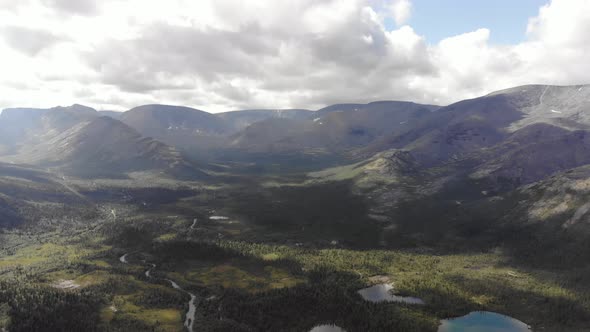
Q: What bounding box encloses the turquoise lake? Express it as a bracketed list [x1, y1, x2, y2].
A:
[438, 311, 532, 332]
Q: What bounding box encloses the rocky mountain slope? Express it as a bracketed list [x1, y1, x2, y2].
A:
[0, 104, 98, 154]
[0, 106, 206, 179]
[14, 117, 205, 178]
[225, 101, 438, 159]
[362, 84, 590, 166]
[119, 104, 230, 156]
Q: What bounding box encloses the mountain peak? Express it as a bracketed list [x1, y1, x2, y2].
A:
[66, 104, 97, 113]
[127, 104, 207, 114]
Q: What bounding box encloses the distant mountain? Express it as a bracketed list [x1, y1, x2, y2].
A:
[361, 84, 590, 166]
[315, 101, 438, 115]
[226, 101, 438, 158]
[0, 104, 99, 153]
[119, 104, 230, 156]
[1, 84, 588, 181]
[217, 109, 312, 132]
[227, 118, 314, 153]
[2, 116, 206, 178]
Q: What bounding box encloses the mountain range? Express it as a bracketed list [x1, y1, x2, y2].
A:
[2, 84, 588, 175]
[2, 84, 590, 241]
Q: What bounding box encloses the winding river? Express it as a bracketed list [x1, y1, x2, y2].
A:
[164, 278, 197, 332]
[120, 254, 198, 332]
[145, 263, 156, 277]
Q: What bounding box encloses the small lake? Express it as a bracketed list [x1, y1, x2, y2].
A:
[438, 311, 532, 332]
[358, 284, 425, 304]
[309, 324, 346, 332]
[209, 216, 229, 220]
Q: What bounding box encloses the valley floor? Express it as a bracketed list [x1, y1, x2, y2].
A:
[1, 211, 589, 331]
[1, 171, 589, 332]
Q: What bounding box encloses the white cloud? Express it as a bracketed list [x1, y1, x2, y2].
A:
[0, 0, 588, 112]
[388, 0, 412, 26]
[1, 26, 65, 55]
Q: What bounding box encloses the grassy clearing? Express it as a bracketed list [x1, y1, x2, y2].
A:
[182, 263, 303, 292]
[109, 294, 184, 332]
[156, 233, 178, 242]
[0, 242, 109, 271]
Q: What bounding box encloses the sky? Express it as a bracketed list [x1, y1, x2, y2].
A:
[0, 0, 589, 113]
[401, 0, 548, 44]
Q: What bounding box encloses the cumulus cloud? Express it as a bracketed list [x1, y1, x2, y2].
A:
[1, 26, 65, 55]
[0, 0, 588, 112]
[388, 0, 412, 26]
